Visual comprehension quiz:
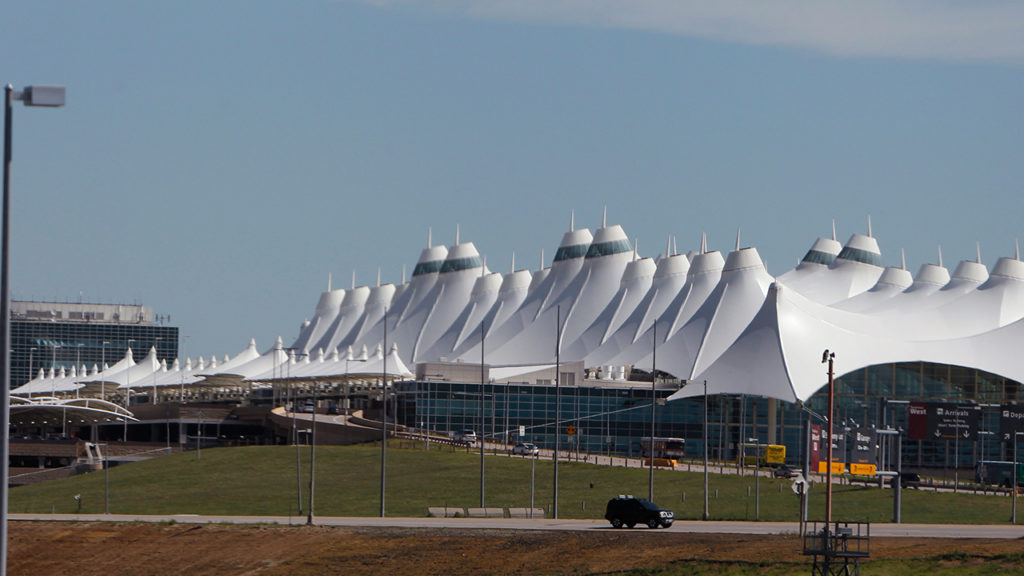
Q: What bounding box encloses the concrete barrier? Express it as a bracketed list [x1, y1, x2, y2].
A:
[507, 507, 545, 519]
[427, 506, 464, 518]
[466, 507, 505, 518]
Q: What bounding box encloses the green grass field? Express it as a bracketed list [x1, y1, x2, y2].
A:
[9, 441, 1019, 524]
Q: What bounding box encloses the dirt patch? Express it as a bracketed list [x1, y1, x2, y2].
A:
[9, 521, 1023, 576]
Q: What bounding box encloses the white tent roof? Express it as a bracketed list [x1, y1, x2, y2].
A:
[262, 222, 1024, 407]
[78, 346, 161, 390]
[293, 287, 346, 354]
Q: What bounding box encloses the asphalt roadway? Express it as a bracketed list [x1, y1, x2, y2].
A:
[11, 513, 1024, 539]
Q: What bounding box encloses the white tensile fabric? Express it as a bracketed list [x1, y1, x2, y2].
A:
[59, 221, 1024, 406]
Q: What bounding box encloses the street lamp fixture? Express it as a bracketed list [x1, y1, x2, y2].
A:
[3, 83, 65, 576]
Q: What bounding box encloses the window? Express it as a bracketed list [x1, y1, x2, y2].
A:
[440, 255, 483, 273]
[586, 239, 631, 259]
[553, 244, 589, 262]
[836, 246, 883, 267]
[801, 249, 836, 266]
[412, 260, 444, 276]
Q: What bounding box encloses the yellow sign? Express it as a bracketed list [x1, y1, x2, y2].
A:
[566, 425, 576, 436]
[765, 445, 786, 465]
[817, 462, 846, 474]
[850, 464, 877, 476]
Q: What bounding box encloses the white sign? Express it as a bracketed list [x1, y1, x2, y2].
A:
[792, 476, 809, 495]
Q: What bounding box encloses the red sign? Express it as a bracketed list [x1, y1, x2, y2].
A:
[908, 401, 929, 440]
[810, 424, 821, 472]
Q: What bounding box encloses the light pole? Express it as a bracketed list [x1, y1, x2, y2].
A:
[124, 339, 135, 442]
[703, 379, 709, 521]
[877, 428, 902, 523]
[749, 437, 760, 520]
[102, 444, 110, 514]
[822, 349, 836, 525]
[479, 319, 486, 508]
[3, 83, 65, 576]
[530, 449, 537, 519]
[179, 335, 188, 404]
[151, 337, 161, 404]
[307, 379, 317, 526]
[101, 341, 109, 400]
[50, 343, 60, 376]
[649, 321, 656, 502]
[28, 347, 36, 383]
[380, 307, 387, 518]
[1013, 431, 1023, 525]
[553, 305, 561, 519]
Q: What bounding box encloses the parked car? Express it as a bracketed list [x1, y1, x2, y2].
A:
[773, 464, 800, 479]
[889, 472, 921, 489]
[454, 430, 477, 444]
[604, 496, 674, 529]
[300, 402, 316, 413]
[513, 442, 539, 456]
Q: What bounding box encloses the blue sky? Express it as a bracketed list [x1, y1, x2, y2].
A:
[4, 1, 1024, 359]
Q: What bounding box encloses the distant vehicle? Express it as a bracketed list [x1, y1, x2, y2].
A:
[300, 402, 315, 413]
[454, 430, 477, 444]
[513, 442, 539, 456]
[888, 472, 921, 489]
[638, 437, 686, 460]
[326, 405, 341, 415]
[773, 464, 800, 479]
[605, 496, 674, 529]
[976, 461, 1024, 487]
[742, 443, 786, 467]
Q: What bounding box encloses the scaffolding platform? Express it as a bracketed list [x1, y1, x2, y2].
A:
[802, 521, 870, 576]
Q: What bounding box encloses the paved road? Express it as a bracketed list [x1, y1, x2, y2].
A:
[11, 513, 1024, 539]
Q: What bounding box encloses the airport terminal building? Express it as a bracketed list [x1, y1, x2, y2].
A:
[13, 219, 1024, 474]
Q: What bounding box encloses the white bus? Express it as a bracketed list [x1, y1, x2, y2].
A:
[639, 437, 686, 460]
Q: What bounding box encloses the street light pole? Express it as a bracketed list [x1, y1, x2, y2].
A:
[649, 320, 656, 502]
[151, 337, 161, 404]
[3, 83, 65, 576]
[101, 341, 109, 400]
[751, 436, 760, 520]
[479, 319, 486, 508]
[307, 379, 317, 526]
[822, 349, 835, 525]
[553, 305, 561, 519]
[703, 379, 709, 521]
[1013, 431, 1022, 525]
[124, 339, 135, 442]
[380, 307, 387, 518]
[27, 347, 35, 384]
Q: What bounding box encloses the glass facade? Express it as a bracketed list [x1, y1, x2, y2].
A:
[585, 239, 632, 259]
[398, 361, 1023, 473]
[801, 249, 837, 266]
[553, 244, 589, 262]
[412, 260, 444, 276]
[805, 362, 1022, 469]
[395, 380, 707, 457]
[440, 255, 484, 273]
[835, 247, 883, 267]
[11, 320, 178, 387]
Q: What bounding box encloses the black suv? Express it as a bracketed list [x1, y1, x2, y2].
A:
[604, 496, 674, 529]
[888, 472, 921, 489]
